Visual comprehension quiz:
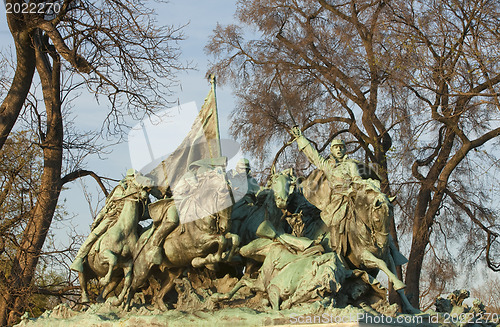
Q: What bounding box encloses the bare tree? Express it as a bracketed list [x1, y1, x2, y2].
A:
[388, 0, 500, 306]
[0, 1, 185, 324]
[206, 0, 500, 308]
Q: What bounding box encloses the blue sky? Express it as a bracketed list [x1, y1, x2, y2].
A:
[0, 1, 242, 240]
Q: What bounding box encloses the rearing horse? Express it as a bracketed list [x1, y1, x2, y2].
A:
[320, 182, 419, 313]
[129, 168, 240, 311]
[79, 181, 149, 305]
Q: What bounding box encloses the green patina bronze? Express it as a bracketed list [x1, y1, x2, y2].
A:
[68, 150, 421, 316]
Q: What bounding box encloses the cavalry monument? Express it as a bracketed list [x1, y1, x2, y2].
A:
[67, 122, 422, 317]
[37, 80, 490, 327]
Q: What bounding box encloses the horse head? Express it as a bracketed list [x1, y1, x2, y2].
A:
[370, 193, 392, 250]
[353, 184, 392, 250]
[215, 206, 232, 234]
[269, 168, 297, 210]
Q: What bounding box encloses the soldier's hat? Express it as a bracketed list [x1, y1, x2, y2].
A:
[330, 139, 346, 147]
[126, 168, 136, 177]
[236, 158, 251, 169]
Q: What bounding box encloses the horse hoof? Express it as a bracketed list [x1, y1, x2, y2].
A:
[191, 257, 204, 268]
[110, 297, 122, 306]
[100, 277, 111, 286]
[211, 293, 229, 302]
[155, 300, 168, 311]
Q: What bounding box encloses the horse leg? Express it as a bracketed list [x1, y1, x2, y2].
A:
[397, 289, 421, 314]
[78, 272, 90, 303]
[191, 235, 227, 268]
[99, 249, 118, 286]
[360, 250, 419, 313]
[98, 278, 119, 302]
[223, 232, 240, 261]
[359, 250, 405, 289]
[359, 250, 405, 290]
[115, 262, 133, 307]
[386, 252, 406, 291]
[387, 255, 420, 314]
[155, 269, 182, 311]
[214, 234, 227, 261]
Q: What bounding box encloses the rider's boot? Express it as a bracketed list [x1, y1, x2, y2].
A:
[146, 221, 177, 265]
[146, 246, 163, 265]
[70, 232, 99, 272]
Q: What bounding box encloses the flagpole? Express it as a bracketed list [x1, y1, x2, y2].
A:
[209, 74, 222, 156]
[209, 75, 235, 206]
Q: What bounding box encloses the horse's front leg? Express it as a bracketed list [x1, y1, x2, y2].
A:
[387, 254, 421, 314]
[98, 278, 119, 302]
[114, 261, 133, 306]
[362, 251, 420, 313]
[100, 249, 118, 286]
[78, 272, 90, 303]
[223, 232, 240, 262]
[155, 269, 182, 311]
[191, 235, 227, 268]
[214, 234, 227, 261]
[359, 250, 405, 290]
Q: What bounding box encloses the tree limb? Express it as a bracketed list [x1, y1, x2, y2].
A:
[61, 170, 109, 197]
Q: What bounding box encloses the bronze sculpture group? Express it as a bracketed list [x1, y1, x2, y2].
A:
[70, 127, 420, 314]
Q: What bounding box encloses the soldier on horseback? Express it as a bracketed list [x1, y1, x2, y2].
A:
[290, 127, 405, 257]
[290, 127, 420, 313]
[141, 157, 232, 268]
[70, 168, 159, 273]
[290, 127, 371, 254]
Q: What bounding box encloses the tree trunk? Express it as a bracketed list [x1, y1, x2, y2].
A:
[0, 33, 63, 326]
[0, 14, 36, 152]
[405, 185, 438, 308]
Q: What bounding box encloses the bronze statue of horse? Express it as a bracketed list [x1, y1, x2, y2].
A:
[129, 168, 240, 311]
[340, 184, 419, 313]
[301, 171, 419, 313]
[127, 205, 238, 310]
[232, 168, 326, 248]
[79, 182, 149, 305]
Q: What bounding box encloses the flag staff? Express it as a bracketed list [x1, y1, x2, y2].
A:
[209, 74, 222, 156]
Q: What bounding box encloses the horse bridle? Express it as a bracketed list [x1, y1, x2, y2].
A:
[368, 197, 390, 248]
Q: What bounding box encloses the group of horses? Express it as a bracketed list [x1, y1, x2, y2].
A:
[77, 166, 418, 313]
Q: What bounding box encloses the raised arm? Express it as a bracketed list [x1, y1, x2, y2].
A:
[291, 126, 329, 171]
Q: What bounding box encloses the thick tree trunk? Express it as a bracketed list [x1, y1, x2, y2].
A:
[0, 14, 36, 151]
[0, 34, 63, 326]
[405, 186, 439, 308]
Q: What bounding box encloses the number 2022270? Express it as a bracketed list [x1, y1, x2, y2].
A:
[5, 2, 61, 14]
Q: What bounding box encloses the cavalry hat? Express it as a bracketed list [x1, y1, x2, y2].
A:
[330, 139, 346, 147]
[236, 158, 251, 169]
